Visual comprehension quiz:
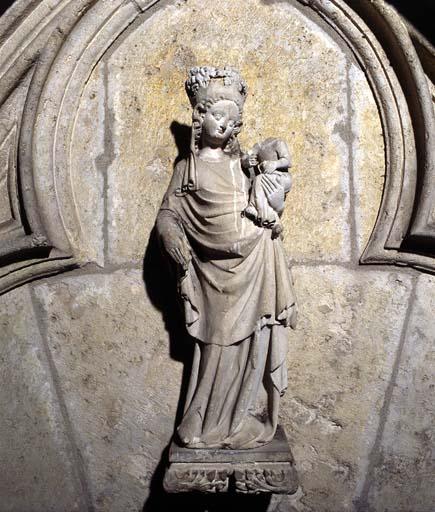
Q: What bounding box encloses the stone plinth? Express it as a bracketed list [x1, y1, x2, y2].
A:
[163, 426, 298, 494]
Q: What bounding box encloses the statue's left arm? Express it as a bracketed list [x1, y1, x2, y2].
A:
[274, 139, 292, 170]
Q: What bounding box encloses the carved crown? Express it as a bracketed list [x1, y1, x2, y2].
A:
[185, 66, 248, 111]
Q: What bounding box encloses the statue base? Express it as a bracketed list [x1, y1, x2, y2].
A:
[163, 425, 298, 494]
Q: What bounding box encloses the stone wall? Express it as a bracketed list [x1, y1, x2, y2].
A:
[0, 1, 434, 511]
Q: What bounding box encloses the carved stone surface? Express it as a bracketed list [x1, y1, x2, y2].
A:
[234, 465, 296, 494]
[0, 72, 30, 237]
[164, 426, 298, 494]
[164, 463, 297, 494]
[366, 273, 435, 511]
[281, 266, 414, 511]
[27, 264, 424, 510]
[0, 286, 87, 511]
[169, 425, 293, 464]
[298, 1, 435, 270]
[0, 1, 434, 511]
[33, 269, 182, 511]
[164, 465, 230, 493]
[350, 63, 385, 255]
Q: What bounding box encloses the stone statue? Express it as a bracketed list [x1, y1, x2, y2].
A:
[156, 66, 297, 450]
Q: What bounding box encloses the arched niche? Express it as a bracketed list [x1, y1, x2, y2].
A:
[0, 0, 433, 294]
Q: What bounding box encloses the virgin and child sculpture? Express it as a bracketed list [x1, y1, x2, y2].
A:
[156, 66, 297, 451]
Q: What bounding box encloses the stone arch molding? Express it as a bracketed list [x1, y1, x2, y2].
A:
[0, 0, 433, 293]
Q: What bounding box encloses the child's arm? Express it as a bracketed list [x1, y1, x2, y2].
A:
[259, 139, 291, 174]
[274, 139, 291, 171]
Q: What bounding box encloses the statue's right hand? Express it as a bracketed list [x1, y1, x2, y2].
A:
[260, 174, 285, 214]
[156, 210, 191, 269]
[165, 236, 192, 269]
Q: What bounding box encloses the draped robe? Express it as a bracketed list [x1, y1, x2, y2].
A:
[156, 153, 296, 449]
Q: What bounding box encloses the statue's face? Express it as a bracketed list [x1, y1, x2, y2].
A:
[201, 100, 240, 147]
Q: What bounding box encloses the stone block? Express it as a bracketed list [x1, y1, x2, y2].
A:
[281, 266, 413, 511]
[0, 71, 31, 227]
[103, 0, 359, 264]
[368, 273, 435, 512]
[0, 286, 86, 512]
[70, 62, 106, 265]
[349, 64, 385, 255]
[164, 426, 298, 494]
[34, 269, 183, 511]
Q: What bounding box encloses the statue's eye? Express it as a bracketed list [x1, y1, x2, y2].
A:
[213, 112, 223, 120]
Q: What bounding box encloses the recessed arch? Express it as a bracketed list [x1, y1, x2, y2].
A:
[0, 0, 433, 294]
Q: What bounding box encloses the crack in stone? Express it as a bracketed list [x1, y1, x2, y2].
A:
[288, 397, 343, 433]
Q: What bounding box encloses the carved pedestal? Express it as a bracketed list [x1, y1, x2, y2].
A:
[163, 425, 298, 494]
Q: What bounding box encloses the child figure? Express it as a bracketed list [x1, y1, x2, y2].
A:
[242, 138, 292, 237]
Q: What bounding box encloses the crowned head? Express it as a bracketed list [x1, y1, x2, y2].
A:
[186, 67, 247, 154]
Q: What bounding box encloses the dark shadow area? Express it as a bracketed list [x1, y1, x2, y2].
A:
[170, 120, 191, 166]
[0, 0, 15, 17]
[144, 491, 271, 512]
[388, 0, 434, 44]
[399, 235, 435, 258]
[142, 225, 194, 415]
